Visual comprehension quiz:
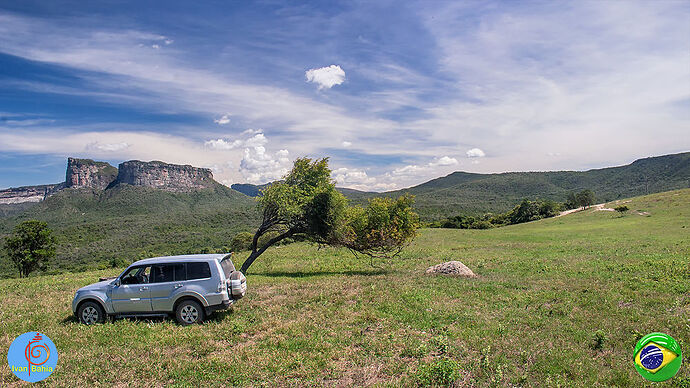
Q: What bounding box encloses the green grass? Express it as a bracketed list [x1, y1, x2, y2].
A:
[1, 189, 689, 386]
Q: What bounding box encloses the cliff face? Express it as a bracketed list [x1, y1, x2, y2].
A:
[65, 158, 118, 190]
[0, 184, 64, 205]
[113, 160, 216, 192]
[0, 158, 218, 206]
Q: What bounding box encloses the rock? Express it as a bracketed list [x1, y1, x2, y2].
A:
[425, 261, 477, 277]
[65, 158, 118, 190]
[0, 183, 64, 205]
[0, 157, 220, 206]
[113, 160, 216, 192]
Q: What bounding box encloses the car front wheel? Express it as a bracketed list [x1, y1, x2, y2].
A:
[78, 301, 105, 325]
[175, 300, 205, 325]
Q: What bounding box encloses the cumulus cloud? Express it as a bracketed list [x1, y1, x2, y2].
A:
[430, 156, 458, 166]
[214, 114, 231, 125]
[86, 141, 130, 152]
[240, 146, 291, 184]
[341, 141, 352, 148]
[204, 131, 266, 150]
[305, 65, 346, 89]
[466, 148, 485, 158]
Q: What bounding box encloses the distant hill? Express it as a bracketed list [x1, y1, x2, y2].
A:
[229, 152, 689, 220]
[350, 152, 690, 220]
[231, 182, 273, 197]
[231, 182, 370, 198]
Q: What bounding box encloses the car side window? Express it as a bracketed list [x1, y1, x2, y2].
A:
[186, 262, 211, 280]
[151, 263, 185, 283]
[120, 266, 151, 284]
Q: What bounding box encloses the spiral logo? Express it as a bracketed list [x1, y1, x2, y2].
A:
[7, 332, 58, 383]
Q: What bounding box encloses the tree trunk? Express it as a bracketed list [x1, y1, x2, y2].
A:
[239, 229, 295, 273]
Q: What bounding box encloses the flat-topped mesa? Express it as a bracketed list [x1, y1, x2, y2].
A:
[66, 158, 118, 190]
[0, 184, 64, 205]
[113, 160, 216, 192]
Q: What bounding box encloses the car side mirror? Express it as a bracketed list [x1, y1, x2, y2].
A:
[113, 279, 121, 287]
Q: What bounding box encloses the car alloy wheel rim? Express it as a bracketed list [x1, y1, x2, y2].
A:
[82, 306, 98, 324]
[181, 305, 198, 323]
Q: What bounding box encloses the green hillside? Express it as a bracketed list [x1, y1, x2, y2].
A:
[1, 189, 688, 386]
[0, 185, 259, 277]
[346, 152, 690, 220]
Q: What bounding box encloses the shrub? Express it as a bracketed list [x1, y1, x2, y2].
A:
[614, 205, 629, 214]
[230, 232, 254, 252]
[414, 358, 461, 387]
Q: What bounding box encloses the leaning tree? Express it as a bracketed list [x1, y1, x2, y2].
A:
[239, 157, 418, 273]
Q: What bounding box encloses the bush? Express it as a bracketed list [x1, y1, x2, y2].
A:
[414, 358, 461, 387]
[230, 232, 254, 252]
[109, 257, 129, 268]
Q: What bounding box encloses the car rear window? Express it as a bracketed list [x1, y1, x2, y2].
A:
[151, 263, 185, 283]
[186, 262, 211, 280]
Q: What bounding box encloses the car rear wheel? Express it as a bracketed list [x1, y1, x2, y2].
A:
[78, 301, 105, 325]
[175, 300, 205, 325]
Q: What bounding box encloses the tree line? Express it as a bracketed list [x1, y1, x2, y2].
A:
[430, 189, 596, 230]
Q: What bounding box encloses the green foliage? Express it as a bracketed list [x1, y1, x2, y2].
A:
[434, 198, 561, 230]
[230, 232, 254, 252]
[576, 189, 596, 209]
[3, 220, 56, 277]
[241, 158, 349, 272]
[591, 330, 607, 350]
[242, 158, 419, 272]
[614, 205, 629, 214]
[339, 195, 419, 264]
[414, 358, 461, 387]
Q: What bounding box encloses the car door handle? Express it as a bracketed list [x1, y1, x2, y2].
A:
[174, 284, 183, 289]
[139, 287, 149, 291]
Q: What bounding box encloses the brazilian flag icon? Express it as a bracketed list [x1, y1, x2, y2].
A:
[634, 332, 682, 382]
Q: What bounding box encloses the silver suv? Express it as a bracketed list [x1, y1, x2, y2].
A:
[72, 254, 247, 325]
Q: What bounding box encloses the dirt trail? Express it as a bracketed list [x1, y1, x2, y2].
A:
[556, 203, 606, 217]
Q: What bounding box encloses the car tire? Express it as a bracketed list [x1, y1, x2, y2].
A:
[175, 300, 205, 325]
[78, 301, 105, 325]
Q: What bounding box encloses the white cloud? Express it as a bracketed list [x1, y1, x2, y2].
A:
[240, 146, 291, 184]
[214, 114, 231, 125]
[86, 141, 130, 152]
[305, 65, 346, 90]
[466, 148, 485, 158]
[204, 131, 266, 150]
[430, 156, 459, 166]
[341, 141, 352, 148]
[151, 44, 160, 49]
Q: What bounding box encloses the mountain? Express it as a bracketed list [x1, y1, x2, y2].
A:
[357, 152, 690, 220]
[230, 152, 690, 220]
[0, 158, 259, 277]
[231, 182, 273, 197]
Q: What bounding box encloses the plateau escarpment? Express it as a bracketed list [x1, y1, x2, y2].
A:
[0, 184, 64, 205]
[65, 157, 118, 190]
[0, 158, 220, 207]
[112, 161, 215, 192]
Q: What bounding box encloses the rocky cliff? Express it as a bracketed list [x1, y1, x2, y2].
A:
[65, 158, 118, 190]
[0, 183, 64, 205]
[0, 158, 218, 206]
[112, 160, 216, 192]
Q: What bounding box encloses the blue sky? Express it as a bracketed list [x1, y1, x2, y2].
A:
[1, 0, 688, 191]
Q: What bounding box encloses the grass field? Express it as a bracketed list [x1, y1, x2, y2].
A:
[1, 189, 689, 387]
